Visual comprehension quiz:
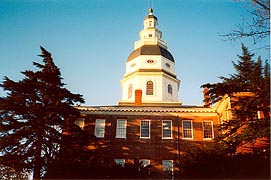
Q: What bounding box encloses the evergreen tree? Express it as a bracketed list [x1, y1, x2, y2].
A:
[202, 44, 270, 153]
[0, 165, 29, 180]
[176, 143, 270, 179]
[0, 47, 85, 179]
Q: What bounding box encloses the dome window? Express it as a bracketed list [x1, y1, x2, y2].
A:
[147, 59, 154, 64]
[130, 63, 136, 68]
[168, 84, 172, 94]
[128, 84, 133, 98]
[146, 81, 154, 95]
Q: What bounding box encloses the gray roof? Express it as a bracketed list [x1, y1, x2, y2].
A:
[127, 45, 175, 62]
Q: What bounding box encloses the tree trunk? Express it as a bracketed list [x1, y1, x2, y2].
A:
[33, 140, 42, 179]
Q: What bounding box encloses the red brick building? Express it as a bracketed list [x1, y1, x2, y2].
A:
[76, 105, 224, 176]
[74, 8, 231, 177]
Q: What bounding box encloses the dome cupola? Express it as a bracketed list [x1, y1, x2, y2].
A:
[119, 8, 181, 106]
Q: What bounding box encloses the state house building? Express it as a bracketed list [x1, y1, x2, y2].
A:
[75, 8, 232, 176]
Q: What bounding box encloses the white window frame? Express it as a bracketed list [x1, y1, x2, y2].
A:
[162, 120, 172, 139]
[167, 84, 172, 94]
[116, 119, 127, 138]
[139, 159, 150, 167]
[257, 110, 261, 119]
[94, 119, 106, 138]
[182, 120, 193, 139]
[115, 159, 125, 167]
[162, 160, 174, 174]
[202, 121, 214, 140]
[140, 120, 150, 138]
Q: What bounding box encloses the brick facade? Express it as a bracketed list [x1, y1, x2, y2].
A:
[77, 106, 220, 175]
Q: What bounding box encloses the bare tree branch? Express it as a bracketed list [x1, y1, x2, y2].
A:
[253, 0, 270, 10]
[221, 0, 270, 49]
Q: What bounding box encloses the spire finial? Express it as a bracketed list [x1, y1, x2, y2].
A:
[148, 7, 153, 14]
[148, 0, 153, 14]
[149, 0, 153, 8]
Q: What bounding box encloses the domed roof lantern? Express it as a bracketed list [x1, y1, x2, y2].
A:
[119, 6, 181, 106]
[144, 7, 157, 21]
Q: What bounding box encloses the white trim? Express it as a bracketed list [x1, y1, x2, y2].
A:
[140, 120, 151, 138]
[139, 159, 150, 167]
[77, 106, 215, 114]
[182, 120, 193, 140]
[162, 120, 173, 139]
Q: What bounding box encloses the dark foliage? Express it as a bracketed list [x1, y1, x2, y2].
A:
[0, 47, 85, 179]
[0, 164, 29, 180]
[45, 154, 153, 179]
[188, 43, 271, 179]
[202, 44, 270, 153]
[177, 143, 270, 179]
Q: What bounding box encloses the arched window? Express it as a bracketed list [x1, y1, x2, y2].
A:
[146, 81, 153, 95]
[168, 84, 172, 94]
[128, 84, 133, 99]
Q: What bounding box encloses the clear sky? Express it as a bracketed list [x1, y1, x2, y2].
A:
[0, 0, 269, 106]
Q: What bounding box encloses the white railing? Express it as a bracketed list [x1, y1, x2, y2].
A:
[134, 38, 167, 49]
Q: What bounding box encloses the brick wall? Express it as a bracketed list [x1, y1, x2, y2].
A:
[81, 112, 219, 174]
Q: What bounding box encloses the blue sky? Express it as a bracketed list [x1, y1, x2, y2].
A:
[0, 0, 269, 106]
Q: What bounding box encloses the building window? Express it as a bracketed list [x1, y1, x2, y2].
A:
[149, 21, 152, 26]
[148, 34, 152, 37]
[165, 63, 171, 68]
[257, 110, 262, 119]
[74, 118, 85, 130]
[203, 121, 214, 139]
[139, 159, 150, 167]
[116, 119, 127, 138]
[128, 84, 132, 99]
[167, 84, 172, 94]
[130, 63, 136, 68]
[146, 81, 154, 95]
[162, 120, 172, 139]
[147, 59, 154, 64]
[115, 159, 125, 167]
[226, 109, 230, 120]
[182, 120, 193, 139]
[140, 120, 150, 138]
[162, 160, 173, 178]
[94, 119, 105, 138]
